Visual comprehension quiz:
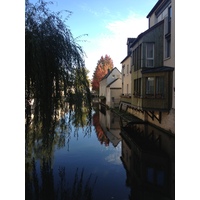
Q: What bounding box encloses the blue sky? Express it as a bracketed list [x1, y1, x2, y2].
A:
[29, 0, 158, 78]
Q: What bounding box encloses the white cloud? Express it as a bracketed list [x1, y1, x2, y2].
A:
[79, 3, 100, 17]
[84, 13, 149, 79]
[79, 4, 111, 18]
[105, 147, 122, 165]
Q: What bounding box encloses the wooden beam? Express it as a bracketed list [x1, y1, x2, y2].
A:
[145, 110, 162, 124]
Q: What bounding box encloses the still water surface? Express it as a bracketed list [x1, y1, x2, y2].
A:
[26, 108, 130, 200]
[53, 110, 129, 200]
[25, 106, 174, 200]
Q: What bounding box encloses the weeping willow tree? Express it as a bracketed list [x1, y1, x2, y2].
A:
[25, 0, 91, 128]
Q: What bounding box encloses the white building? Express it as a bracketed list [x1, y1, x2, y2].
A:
[99, 67, 122, 108]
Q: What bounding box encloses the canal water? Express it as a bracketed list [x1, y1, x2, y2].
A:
[25, 106, 175, 200]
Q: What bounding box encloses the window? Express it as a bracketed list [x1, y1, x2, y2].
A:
[138, 78, 141, 96]
[156, 76, 164, 96]
[133, 49, 137, 71]
[156, 170, 165, 186]
[168, 6, 172, 33]
[132, 51, 135, 69]
[146, 77, 154, 95]
[112, 74, 115, 78]
[133, 45, 142, 71]
[146, 43, 154, 67]
[165, 37, 171, 58]
[145, 76, 165, 98]
[134, 78, 141, 97]
[164, 6, 171, 58]
[138, 44, 142, 69]
[147, 167, 165, 187]
[122, 65, 125, 76]
[134, 79, 137, 95]
[127, 65, 129, 74]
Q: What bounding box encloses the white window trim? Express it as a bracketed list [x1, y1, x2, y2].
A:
[146, 43, 154, 68]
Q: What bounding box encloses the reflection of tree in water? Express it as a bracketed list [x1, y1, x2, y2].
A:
[25, 105, 92, 159]
[55, 107, 92, 151]
[92, 111, 109, 146]
[71, 106, 92, 131]
[26, 157, 97, 200]
[57, 167, 97, 200]
[25, 108, 96, 199]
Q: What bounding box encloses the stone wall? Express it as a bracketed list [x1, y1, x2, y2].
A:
[120, 102, 175, 134]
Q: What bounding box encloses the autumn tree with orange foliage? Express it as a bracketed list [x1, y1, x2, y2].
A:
[91, 55, 114, 91]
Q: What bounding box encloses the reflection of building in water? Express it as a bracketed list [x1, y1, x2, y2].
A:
[99, 108, 121, 147]
[93, 110, 109, 146]
[120, 122, 175, 200]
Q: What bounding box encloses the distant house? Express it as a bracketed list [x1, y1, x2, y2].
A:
[99, 67, 122, 108]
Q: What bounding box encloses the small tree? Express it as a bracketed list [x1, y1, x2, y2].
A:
[91, 55, 113, 91]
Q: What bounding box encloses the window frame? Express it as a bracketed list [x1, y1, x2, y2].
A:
[146, 43, 154, 68]
[127, 64, 129, 75]
[146, 77, 155, 96]
[145, 76, 165, 98]
[165, 35, 171, 58]
[134, 78, 142, 97]
[156, 76, 164, 98]
[168, 6, 172, 33]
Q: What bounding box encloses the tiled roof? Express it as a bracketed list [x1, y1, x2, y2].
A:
[101, 67, 121, 81]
